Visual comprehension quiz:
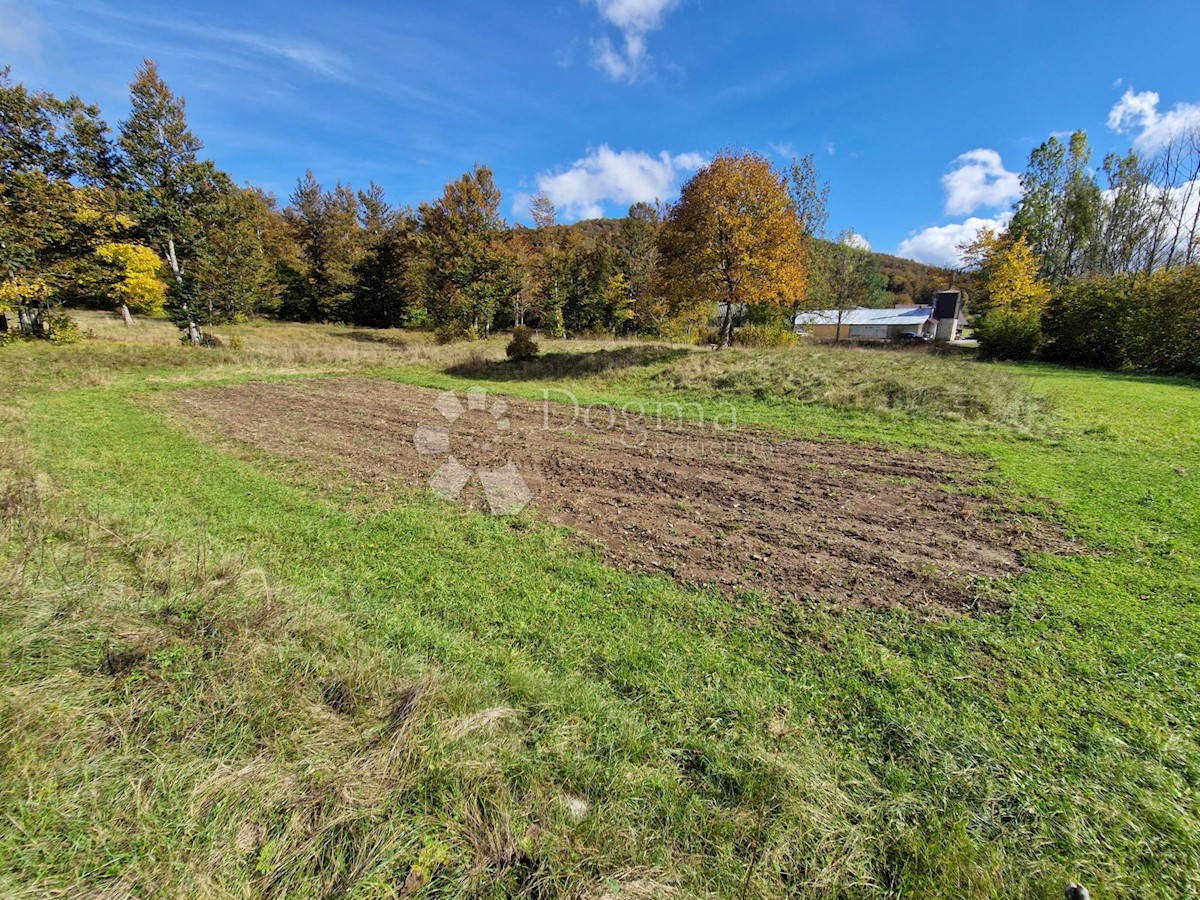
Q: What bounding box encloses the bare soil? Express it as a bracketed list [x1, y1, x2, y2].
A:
[172, 378, 1063, 613]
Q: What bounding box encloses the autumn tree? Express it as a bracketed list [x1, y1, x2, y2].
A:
[91, 242, 166, 320]
[617, 201, 664, 334]
[786, 153, 830, 239]
[1, 66, 119, 187]
[1095, 150, 1153, 277]
[1011, 131, 1104, 284]
[658, 151, 808, 346]
[962, 230, 1050, 360]
[530, 192, 557, 229]
[805, 232, 889, 340]
[417, 165, 520, 338]
[186, 188, 281, 326]
[1142, 126, 1200, 272]
[533, 233, 576, 337]
[1, 69, 131, 313]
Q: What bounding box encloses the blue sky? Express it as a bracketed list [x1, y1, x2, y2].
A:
[4, 0, 1199, 266]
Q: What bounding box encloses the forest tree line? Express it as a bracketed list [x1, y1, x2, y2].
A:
[1, 61, 947, 348]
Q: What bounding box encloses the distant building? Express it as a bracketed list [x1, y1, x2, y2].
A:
[794, 290, 966, 342]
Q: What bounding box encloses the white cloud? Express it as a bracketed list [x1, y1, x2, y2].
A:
[1108, 89, 1160, 134]
[588, 0, 680, 81]
[1108, 88, 1200, 153]
[941, 149, 1022, 216]
[895, 212, 1013, 269]
[1148, 179, 1200, 263]
[523, 145, 704, 220]
[842, 231, 871, 251]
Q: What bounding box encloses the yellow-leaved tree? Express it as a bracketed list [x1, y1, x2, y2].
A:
[0, 276, 51, 313]
[92, 242, 168, 323]
[961, 230, 1051, 360]
[658, 151, 808, 346]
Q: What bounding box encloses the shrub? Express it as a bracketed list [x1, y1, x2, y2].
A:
[505, 325, 539, 360]
[732, 324, 800, 348]
[44, 312, 82, 345]
[1041, 267, 1200, 375]
[434, 321, 473, 344]
[1041, 278, 1131, 369]
[976, 311, 1042, 361]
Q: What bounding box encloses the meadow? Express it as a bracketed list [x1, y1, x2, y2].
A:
[0, 312, 1197, 898]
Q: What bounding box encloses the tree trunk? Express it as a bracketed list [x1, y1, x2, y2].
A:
[166, 236, 201, 346]
[718, 300, 735, 348]
[119, 303, 133, 326]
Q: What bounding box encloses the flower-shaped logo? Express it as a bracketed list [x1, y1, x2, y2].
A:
[413, 387, 532, 515]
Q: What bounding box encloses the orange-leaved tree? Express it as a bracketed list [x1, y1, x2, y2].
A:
[657, 151, 808, 346]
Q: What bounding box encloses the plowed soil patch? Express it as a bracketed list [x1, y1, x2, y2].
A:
[173, 378, 1062, 613]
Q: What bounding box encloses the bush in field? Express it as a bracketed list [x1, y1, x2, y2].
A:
[732, 324, 800, 348]
[1042, 267, 1200, 375]
[44, 312, 82, 345]
[434, 321, 474, 344]
[505, 325, 540, 360]
[1134, 267, 1200, 374]
[976, 312, 1043, 361]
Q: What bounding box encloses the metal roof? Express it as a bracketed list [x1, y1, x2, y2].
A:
[793, 307, 933, 327]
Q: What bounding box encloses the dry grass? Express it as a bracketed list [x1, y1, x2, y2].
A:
[646, 344, 1051, 425]
[0, 446, 619, 897]
[69, 310, 675, 374]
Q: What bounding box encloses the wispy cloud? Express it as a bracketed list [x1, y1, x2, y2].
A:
[209, 30, 350, 81]
[587, 0, 680, 82]
[519, 144, 704, 220]
[47, 0, 353, 83]
[1108, 88, 1200, 153]
[0, 0, 49, 62]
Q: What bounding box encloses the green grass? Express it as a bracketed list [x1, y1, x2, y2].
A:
[1, 316, 1198, 897]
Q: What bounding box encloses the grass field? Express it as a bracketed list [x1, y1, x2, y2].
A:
[1, 312, 1197, 898]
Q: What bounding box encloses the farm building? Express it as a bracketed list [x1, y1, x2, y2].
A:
[795, 290, 967, 342]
